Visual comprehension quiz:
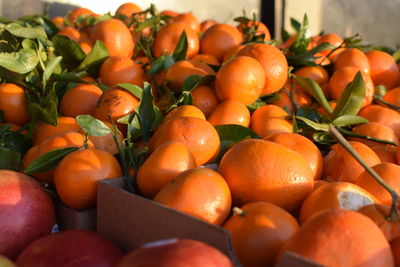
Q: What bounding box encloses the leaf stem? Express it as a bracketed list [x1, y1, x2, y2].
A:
[329, 124, 399, 221]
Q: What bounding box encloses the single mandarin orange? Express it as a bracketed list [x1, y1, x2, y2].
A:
[163, 105, 206, 123]
[358, 104, 400, 138]
[334, 48, 371, 75]
[294, 65, 329, 85]
[366, 50, 399, 90]
[0, 83, 30, 126]
[207, 100, 250, 127]
[170, 13, 200, 32]
[99, 56, 146, 87]
[190, 85, 219, 117]
[250, 104, 292, 138]
[33, 117, 81, 146]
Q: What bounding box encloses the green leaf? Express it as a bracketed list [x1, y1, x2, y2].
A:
[296, 116, 329, 131]
[172, 30, 188, 61]
[0, 147, 21, 170]
[290, 17, 301, 32]
[117, 83, 143, 99]
[215, 124, 259, 141]
[182, 74, 215, 92]
[137, 82, 160, 143]
[51, 71, 91, 83]
[296, 76, 332, 114]
[246, 98, 266, 112]
[148, 55, 175, 76]
[52, 34, 86, 68]
[24, 147, 79, 175]
[331, 71, 366, 120]
[0, 48, 39, 74]
[5, 23, 47, 40]
[286, 42, 334, 66]
[289, 14, 311, 54]
[43, 56, 62, 85]
[332, 115, 368, 127]
[393, 48, 400, 63]
[76, 115, 112, 136]
[77, 40, 109, 76]
[313, 131, 335, 144]
[338, 127, 397, 146]
[27, 85, 58, 126]
[136, 16, 158, 31]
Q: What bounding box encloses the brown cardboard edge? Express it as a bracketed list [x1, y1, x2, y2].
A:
[54, 200, 96, 231]
[277, 252, 326, 267]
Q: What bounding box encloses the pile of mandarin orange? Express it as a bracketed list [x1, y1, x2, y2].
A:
[2, 1, 400, 266]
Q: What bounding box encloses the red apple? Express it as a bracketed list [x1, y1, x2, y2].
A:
[16, 230, 123, 267]
[115, 238, 233, 267]
[0, 255, 17, 267]
[0, 170, 55, 260]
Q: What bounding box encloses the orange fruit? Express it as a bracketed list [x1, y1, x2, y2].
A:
[222, 45, 244, 62]
[207, 100, 250, 127]
[148, 117, 220, 166]
[115, 2, 142, 17]
[316, 33, 344, 58]
[0, 83, 30, 126]
[165, 59, 215, 92]
[154, 167, 231, 225]
[329, 66, 374, 108]
[294, 65, 329, 85]
[313, 180, 329, 191]
[137, 141, 197, 198]
[237, 43, 288, 95]
[90, 18, 134, 57]
[223, 202, 299, 267]
[323, 141, 381, 183]
[350, 122, 399, 148]
[200, 23, 243, 61]
[366, 50, 399, 90]
[250, 104, 292, 138]
[215, 56, 265, 105]
[51, 16, 64, 28]
[313, 52, 331, 66]
[219, 139, 313, 212]
[200, 20, 217, 33]
[99, 56, 146, 87]
[152, 22, 199, 58]
[382, 87, 400, 107]
[190, 85, 219, 117]
[163, 105, 206, 123]
[278, 209, 394, 267]
[54, 148, 122, 210]
[334, 48, 371, 75]
[94, 87, 140, 124]
[33, 117, 82, 146]
[271, 93, 294, 114]
[358, 203, 400, 241]
[264, 132, 324, 180]
[356, 162, 400, 206]
[390, 237, 400, 266]
[160, 10, 178, 18]
[372, 146, 397, 164]
[88, 121, 124, 155]
[299, 182, 377, 224]
[358, 104, 400, 138]
[66, 7, 95, 27]
[57, 27, 81, 42]
[59, 83, 103, 117]
[236, 21, 271, 42]
[79, 41, 92, 54]
[170, 13, 200, 32]
[33, 131, 95, 183]
[192, 53, 220, 66]
[22, 145, 39, 170]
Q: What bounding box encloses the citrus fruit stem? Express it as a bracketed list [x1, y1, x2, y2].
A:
[329, 124, 399, 222]
[232, 207, 247, 217]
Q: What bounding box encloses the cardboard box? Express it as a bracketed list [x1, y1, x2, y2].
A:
[54, 201, 96, 231]
[97, 177, 325, 267]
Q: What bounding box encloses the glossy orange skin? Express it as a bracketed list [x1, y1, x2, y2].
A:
[200, 24, 243, 61]
[329, 66, 374, 107]
[170, 13, 200, 32]
[223, 202, 299, 267]
[215, 56, 265, 105]
[57, 27, 81, 42]
[190, 85, 219, 117]
[59, 83, 103, 117]
[390, 237, 400, 266]
[358, 105, 400, 138]
[33, 117, 82, 146]
[54, 148, 122, 210]
[237, 43, 288, 95]
[294, 65, 329, 85]
[163, 105, 205, 124]
[334, 48, 371, 75]
[272, 93, 294, 114]
[89, 121, 124, 155]
[99, 56, 146, 87]
[316, 33, 344, 58]
[366, 50, 399, 90]
[154, 168, 231, 225]
[349, 122, 399, 148]
[66, 7, 95, 27]
[152, 22, 199, 58]
[94, 87, 140, 124]
[299, 182, 377, 224]
[279, 210, 394, 267]
[51, 16, 64, 28]
[250, 105, 292, 138]
[382, 87, 400, 107]
[137, 141, 197, 198]
[79, 41, 92, 54]
[207, 100, 251, 127]
[219, 139, 314, 212]
[148, 117, 220, 166]
[200, 20, 217, 33]
[358, 204, 400, 241]
[0, 83, 30, 126]
[90, 18, 134, 57]
[192, 53, 220, 66]
[115, 2, 142, 17]
[356, 162, 400, 206]
[265, 132, 324, 180]
[165, 60, 215, 92]
[323, 141, 381, 184]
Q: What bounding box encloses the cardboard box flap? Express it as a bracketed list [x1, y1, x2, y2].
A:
[97, 177, 240, 265]
[54, 200, 96, 231]
[276, 252, 326, 267]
